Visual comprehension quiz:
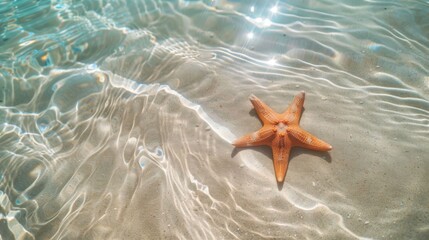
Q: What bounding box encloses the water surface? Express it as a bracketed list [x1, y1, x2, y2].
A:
[1, 0, 429, 239]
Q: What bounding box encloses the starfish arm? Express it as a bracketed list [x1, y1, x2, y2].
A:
[271, 135, 291, 183]
[233, 126, 275, 147]
[249, 94, 280, 125]
[287, 127, 332, 151]
[282, 91, 305, 124]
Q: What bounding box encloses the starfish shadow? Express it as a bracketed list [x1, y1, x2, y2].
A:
[277, 181, 284, 190]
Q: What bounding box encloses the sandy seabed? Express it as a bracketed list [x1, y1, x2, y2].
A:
[1, 0, 429, 239]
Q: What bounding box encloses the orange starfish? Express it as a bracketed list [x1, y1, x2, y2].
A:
[233, 91, 332, 183]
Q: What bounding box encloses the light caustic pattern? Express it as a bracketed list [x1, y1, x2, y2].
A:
[1, 0, 429, 239]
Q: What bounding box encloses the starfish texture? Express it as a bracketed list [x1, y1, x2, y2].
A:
[233, 91, 332, 183]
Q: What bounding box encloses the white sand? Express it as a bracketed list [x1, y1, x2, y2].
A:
[1, 1, 428, 239]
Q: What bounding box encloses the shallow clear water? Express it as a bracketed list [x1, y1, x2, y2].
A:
[1, 0, 429, 239]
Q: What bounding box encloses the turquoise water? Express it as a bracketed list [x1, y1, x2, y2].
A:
[1, 0, 429, 239]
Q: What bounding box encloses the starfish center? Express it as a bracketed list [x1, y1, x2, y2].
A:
[276, 122, 288, 135]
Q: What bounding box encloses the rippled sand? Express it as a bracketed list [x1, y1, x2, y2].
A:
[1, 0, 429, 239]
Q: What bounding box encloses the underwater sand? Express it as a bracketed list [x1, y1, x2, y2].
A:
[0, 0, 429, 239]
